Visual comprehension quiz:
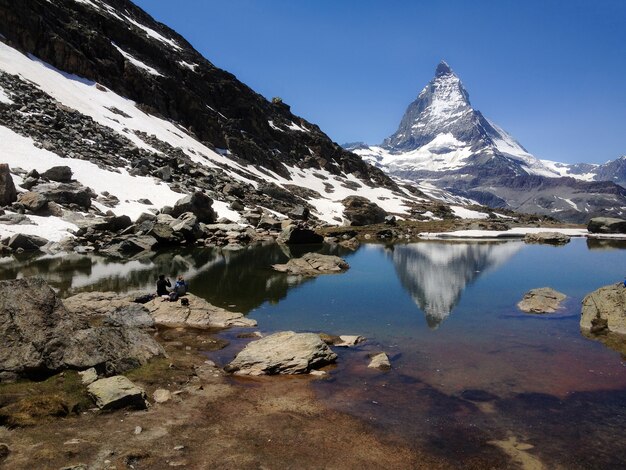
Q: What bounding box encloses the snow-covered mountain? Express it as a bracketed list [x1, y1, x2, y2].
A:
[350, 61, 626, 223]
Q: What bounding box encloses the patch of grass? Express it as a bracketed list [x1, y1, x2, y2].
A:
[0, 371, 92, 427]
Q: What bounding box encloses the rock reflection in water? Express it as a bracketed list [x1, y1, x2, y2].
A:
[386, 241, 522, 328]
[0, 243, 350, 313]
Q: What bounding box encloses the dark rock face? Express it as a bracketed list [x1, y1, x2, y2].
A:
[0, 0, 395, 192]
[41, 165, 73, 183]
[588, 217, 626, 234]
[170, 192, 216, 224]
[0, 163, 17, 206]
[278, 226, 323, 245]
[0, 278, 164, 381]
[342, 196, 387, 226]
[7, 233, 48, 251]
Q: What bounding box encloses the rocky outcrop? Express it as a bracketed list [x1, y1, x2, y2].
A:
[7, 233, 48, 251]
[144, 294, 256, 328]
[342, 196, 387, 226]
[587, 217, 626, 234]
[170, 192, 216, 224]
[87, 376, 148, 410]
[272, 252, 349, 276]
[0, 278, 164, 381]
[523, 232, 571, 245]
[517, 288, 567, 314]
[64, 291, 256, 329]
[277, 225, 323, 245]
[0, 163, 17, 206]
[581, 283, 626, 335]
[225, 331, 337, 375]
[41, 165, 73, 183]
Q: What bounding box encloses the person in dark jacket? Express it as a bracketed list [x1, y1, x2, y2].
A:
[156, 274, 171, 296]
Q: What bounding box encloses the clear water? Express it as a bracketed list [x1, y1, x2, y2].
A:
[3, 238, 626, 467]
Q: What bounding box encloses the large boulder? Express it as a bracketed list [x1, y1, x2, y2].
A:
[587, 217, 626, 234]
[7, 233, 48, 251]
[144, 293, 257, 328]
[342, 196, 387, 226]
[87, 376, 148, 410]
[272, 252, 349, 276]
[170, 192, 216, 224]
[277, 225, 323, 244]
[523, 232, 571, 245]
[100, 235, 159, 256]
[64, 293, 155, 328]
[0, 164, 17, 206]
[17, 191, 48, 212]
[517, 288, 567, 313]
[91, 215, 133, 232]
[36, 182, 94, 209]
[41, 165, 73, 183]
[0, 278, 165, 381]
[581, 283, 626, 335]
[225, 331, 337, 375]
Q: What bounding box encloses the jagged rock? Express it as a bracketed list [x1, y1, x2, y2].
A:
[170, 212, 202, 240]
[41, 165, 72, 183]
[35, 182, 93, 209]
[87, 376, 148, 410]
[288, 205, 309, 220]
[229, 200, 244, 211]
[136, 212, 157, 224]
[368, 352, 391, 370]
[334, 335, 366, 347]
[144, 293, 257, 328]
[523, 232, 571, 245]
[222, 183, 244, 198]
[587, 217, 626, 234]
[0, 279, 164, 380]
[78, 367, 98, 385]
[225, 331, 337, 375]
[581, 283, 626, 335]
[170, 192, 216, 224]
[257, 215, 282, 230]
[273, 252, 349, 276]
[20, 176, 39, 190]
[0, 213, 33, 225]
[7, 233, 48, 251]
[342, 196, 387, 226]
[384, 215, 397, 225]
[0, 164, 17, 206]
[277, 225, 323, 244]
[517, 288, 567, 314]
[101, 235, 159, 255]
[91, 215, 133, 232]
[339, 237, 360, 250]
[17, 191, 48, 212]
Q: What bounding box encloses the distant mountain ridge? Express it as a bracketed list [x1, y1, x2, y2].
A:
[349, 61, 626, 223]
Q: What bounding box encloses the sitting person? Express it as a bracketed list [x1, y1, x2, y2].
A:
[156, 274, 171, 297]
[174, 275, 189, 296]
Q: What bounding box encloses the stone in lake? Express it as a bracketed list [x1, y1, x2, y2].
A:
[368, 352, 391, 370]
[225, 331, 337, 376]
[272, 252, 349, 276]
[87, 376, 148, 410]
[523, 232, 571, 245]
[581, 283, 626, 335]
[517, 288, 566, 314]
[587, 217, 626, 234]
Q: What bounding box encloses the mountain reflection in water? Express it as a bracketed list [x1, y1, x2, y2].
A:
[386, 241, 522, 328]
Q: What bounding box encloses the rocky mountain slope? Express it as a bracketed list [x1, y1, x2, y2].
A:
[0, 0, 510, 250]
[350, 61, 626, 223]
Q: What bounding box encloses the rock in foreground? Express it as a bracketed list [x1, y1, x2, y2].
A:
[581, 283, 626, 335]
[523, 232, 571, 245]
[517, 288, 567, 314]
[87, 376, 148, 410]
[272, 252, 349, 276]
[368, 352, 391, 370]
[225, 331, 337, 375]
[587, 217, 626, 234]
[0, 278, 164, 381]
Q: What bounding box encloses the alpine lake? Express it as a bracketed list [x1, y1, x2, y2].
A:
[3, 237, 626, 468]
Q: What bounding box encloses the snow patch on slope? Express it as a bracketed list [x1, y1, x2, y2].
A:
[112, 43, 163, 76]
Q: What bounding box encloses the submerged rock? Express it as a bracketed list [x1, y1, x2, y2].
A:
[272, 252, 349, 276]
[368, 352, 391, 370]
[225, 331, 337, 375]
[523, 232, 571, 245]
[0, 278, 164, 381]
[581, 283, 626, 335]
[87, 376, 148, 410]
[517, 288, 566, 314]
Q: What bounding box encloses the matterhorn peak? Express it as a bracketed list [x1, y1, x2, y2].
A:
[435, 60, 453, 77]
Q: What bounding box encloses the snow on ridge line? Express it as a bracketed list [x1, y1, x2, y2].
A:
[419, 228, 588, 240]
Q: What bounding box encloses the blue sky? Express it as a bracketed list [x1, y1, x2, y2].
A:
[133, 0, 626, 164]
